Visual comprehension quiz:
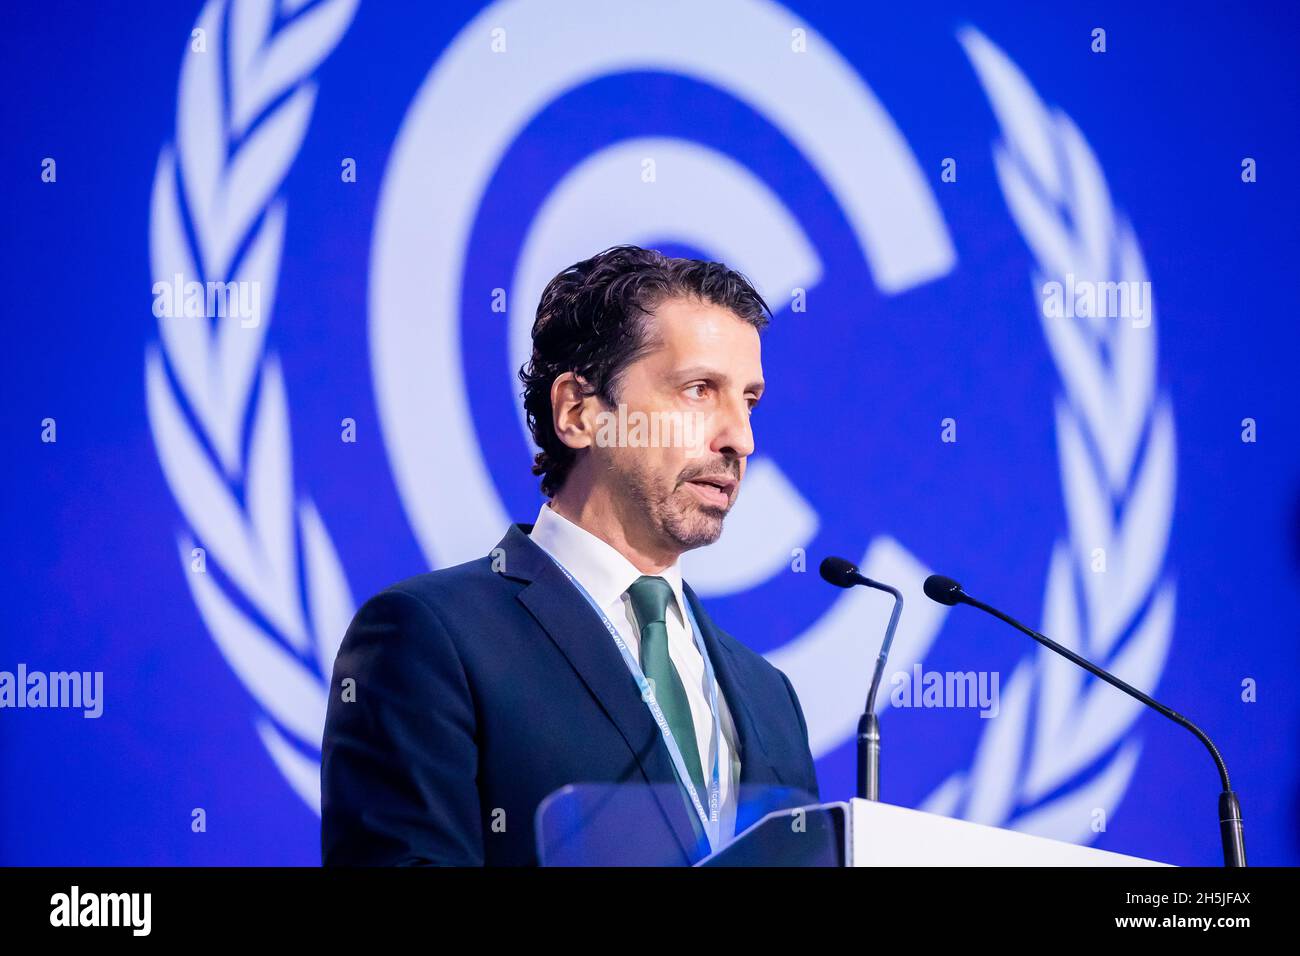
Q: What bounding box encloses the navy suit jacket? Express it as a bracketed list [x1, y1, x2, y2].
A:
[321, 522, 820, 866]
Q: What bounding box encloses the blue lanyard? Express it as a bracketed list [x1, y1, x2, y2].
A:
[543, 553, 725, 851]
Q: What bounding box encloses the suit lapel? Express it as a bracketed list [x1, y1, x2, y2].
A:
[499, 524, 700, 862]
[683, 582, 783, 788]
[497, 522, 788, 858]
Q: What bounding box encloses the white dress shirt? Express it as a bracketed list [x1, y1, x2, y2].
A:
[528, 501, 741, 842]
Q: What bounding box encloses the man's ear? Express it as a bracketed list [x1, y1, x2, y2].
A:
[550, 372, 598, 450]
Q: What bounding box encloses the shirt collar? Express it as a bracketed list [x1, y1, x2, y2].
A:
[528, 501, 688, 623]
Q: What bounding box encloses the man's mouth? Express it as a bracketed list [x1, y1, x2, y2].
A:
[683, 474, 738, 509]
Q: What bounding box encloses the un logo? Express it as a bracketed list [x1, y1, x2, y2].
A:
[147, 0, 1174, 846]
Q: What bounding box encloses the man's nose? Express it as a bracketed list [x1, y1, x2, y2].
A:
[710, 393, 754, 461]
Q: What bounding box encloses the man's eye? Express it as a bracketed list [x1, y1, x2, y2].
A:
[686, 383, 709, 399]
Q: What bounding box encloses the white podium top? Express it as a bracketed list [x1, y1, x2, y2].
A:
[848, 798, 1171, 866]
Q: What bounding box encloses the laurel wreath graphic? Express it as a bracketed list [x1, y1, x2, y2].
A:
[917, 30, 1176, 844]
[145, 3, 1173, 841]
[146, 0, 360, 813]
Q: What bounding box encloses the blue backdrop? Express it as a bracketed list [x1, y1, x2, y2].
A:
[2, 0, 1297, 866]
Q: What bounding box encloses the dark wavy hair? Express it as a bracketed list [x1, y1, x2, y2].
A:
[519, 244, 772, 497]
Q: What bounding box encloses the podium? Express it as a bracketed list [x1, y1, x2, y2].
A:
[699, 797, 1171, 866]
[536, 784, 1171, 866]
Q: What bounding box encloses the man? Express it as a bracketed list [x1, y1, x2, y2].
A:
[322, 245, 819, 866]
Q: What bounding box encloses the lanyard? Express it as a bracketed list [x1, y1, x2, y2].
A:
[543, 553, 725, 852]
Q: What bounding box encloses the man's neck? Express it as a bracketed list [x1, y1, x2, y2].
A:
[547, 489, 679, 576]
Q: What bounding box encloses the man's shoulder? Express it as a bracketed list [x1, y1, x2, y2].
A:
[340, 556, 530, 658]
[376, 555, 515, 611]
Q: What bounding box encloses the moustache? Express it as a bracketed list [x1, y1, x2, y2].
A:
[678, 461, 740, 483]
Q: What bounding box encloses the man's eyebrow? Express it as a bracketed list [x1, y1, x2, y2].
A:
[673, 366, 765, 394]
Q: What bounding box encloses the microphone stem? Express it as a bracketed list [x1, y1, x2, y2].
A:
[859, 582, 902, 801]
[864, 586, 903, 715]
[966, 596, 1246, 866]
[857, 712, 880, 801]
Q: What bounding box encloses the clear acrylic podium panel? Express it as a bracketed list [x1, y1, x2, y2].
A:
[535, 783, 840, 866]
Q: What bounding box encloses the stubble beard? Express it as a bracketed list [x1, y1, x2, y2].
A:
[614, 454, 730, 554]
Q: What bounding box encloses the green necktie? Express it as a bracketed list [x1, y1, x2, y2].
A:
[626, 575, 708, 801]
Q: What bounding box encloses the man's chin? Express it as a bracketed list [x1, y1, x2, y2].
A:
[664, 510, 727, 551]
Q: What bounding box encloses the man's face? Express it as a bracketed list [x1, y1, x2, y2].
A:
[592, 296, 764, 554]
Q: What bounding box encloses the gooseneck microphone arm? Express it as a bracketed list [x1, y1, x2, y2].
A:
[820, 557, 903, 802]
[864, 584, 904, 716]
[857, 582, 902, 803]
[924, 574, 1246, 867]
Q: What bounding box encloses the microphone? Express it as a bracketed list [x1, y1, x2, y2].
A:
[922, 574, 965, 606]
[923, 574, 1247, 867]
[819, 556, 903, 802]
